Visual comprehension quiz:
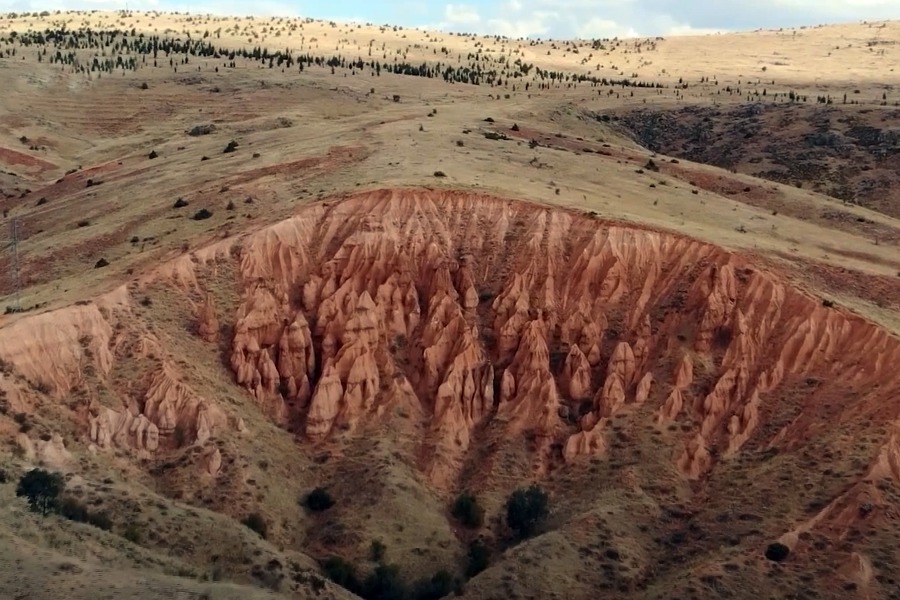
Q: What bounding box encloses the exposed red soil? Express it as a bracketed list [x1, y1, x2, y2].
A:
[0, 146, 57, 174]
[223, 144, 368, 186]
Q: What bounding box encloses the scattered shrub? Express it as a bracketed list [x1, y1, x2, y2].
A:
[412, 569, 458, 600]
[94, 258, 109, 269]
[433, 171, 446, 178]
[223, 140, 239, 153]
[362, 564, 406, 599]
[148, 150, 158, 159]
[87, 510, 112, 530]
[76, 220, 90, 227]
[322, 556, 359, 590]
[304, 487, 335, 512]
[192, 208, 213, 220]
[505, 484, 549, 538]
[123, 521, 142, 543]
[173, 197, 189, 208]
[242, 512, 268, 539]
[16, 469, 64, 516]
[451, 492, 484, 528]
[765, 542, 790, 562]
[465, 539, 490, 577]
[369, 539, 386, 563]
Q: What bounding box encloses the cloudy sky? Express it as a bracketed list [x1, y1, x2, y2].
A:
[2, 0, 899, 38]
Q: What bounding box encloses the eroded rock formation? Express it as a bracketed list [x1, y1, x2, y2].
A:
[211, 190, 900, 485]
[0, 188, 898, 491]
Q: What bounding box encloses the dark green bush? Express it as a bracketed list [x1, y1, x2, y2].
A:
[242, 512, 268, 539]
[304, 487, 335, 512]
[322, 556, 360, 591]
[60, 496, 113, 531]
[451, 492, 484, 528]
[765, 542, 790, 562]
[60, 496, 89, 522]
[465, 539, 490, 577]
[87, 510, 112, 531]
[370, 539, 386, 563]
[412, 569, 459, 600]
[123, 522, 142, 543]
[361, 564, 406, 600]
[16, 469, 64, 516]
[505, 484, 549, 538]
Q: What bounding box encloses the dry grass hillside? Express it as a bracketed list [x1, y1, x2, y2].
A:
[0, 9, 898, 600]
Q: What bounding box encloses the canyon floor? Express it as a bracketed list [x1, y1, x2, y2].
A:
[0, 10, 899, 600]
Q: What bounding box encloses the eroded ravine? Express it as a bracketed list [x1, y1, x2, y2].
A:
[1, 188, 898, 495]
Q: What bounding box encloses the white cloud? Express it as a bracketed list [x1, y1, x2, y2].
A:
[576, 17, 639, 39]
[485, 9, 559, 38]
[665, 23, 727, 36]
[444, 3, 480, 25]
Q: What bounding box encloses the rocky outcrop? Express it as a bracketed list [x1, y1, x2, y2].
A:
[202, 446, 222, 476]
[658, 355, 694, 424]
[197, 293, 219, 343]
[17, 432, 74, 469]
